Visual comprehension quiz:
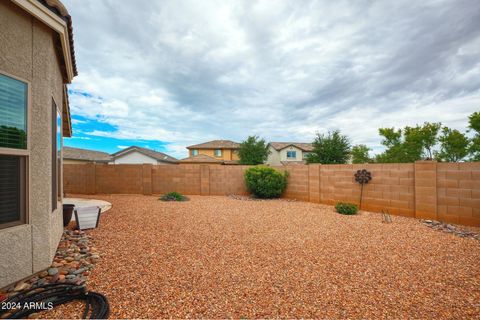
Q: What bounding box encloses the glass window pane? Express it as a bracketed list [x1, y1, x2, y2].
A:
[0, 74, 27, 149]
[0, 155, 21, 224]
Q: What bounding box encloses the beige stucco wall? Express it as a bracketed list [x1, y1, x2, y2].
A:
[0, 1, 65, 287]
[266, 145, 281, 165]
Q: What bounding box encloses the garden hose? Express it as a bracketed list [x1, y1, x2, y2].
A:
[0, 283, 109, 319]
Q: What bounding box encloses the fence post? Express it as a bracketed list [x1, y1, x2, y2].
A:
[142, 164, 152, 195]
[85, 163, 96, 195]
[200, 165, 210, 195]
[414, 160, 438, 220]
[308, 164, 321, 203]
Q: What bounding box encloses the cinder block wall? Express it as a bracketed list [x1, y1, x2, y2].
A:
[64, 161, 480, 226]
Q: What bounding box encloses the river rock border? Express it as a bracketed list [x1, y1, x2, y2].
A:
[0, 230, 99, 300]
[422, 220, 479, 240]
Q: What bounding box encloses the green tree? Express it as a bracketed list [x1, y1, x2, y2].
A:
[306, 130, 351, 164]
[435, 127, 469, 162]
[237, 136, 270, 165]
[376, 122, 441, 163]
[468, 111, 480, 161]
[351, 144, 371, 164]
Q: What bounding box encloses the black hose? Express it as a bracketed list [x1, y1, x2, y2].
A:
[0, 283, 109, 319]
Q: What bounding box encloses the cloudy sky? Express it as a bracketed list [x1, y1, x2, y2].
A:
[62, 0, 480, 159]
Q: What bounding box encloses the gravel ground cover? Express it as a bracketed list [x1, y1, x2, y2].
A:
[37, 195, 480, 319]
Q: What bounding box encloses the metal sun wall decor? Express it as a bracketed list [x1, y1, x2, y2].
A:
[354, 169, 372, 209]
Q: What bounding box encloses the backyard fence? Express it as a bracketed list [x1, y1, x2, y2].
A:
[63, 161, 480, 226]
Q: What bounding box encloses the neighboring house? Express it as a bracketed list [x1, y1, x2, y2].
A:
[0, 0, 77, 287]
[186, 140, 240, 162]
[110, 146, 177, 165]
[266, 142, 314, 166]
[63, 146, 111, 164]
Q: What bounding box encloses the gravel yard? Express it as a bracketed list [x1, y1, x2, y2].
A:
[39, 195, 480, 319]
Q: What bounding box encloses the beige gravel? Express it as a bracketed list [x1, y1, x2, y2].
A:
[38, 195, 480, 319]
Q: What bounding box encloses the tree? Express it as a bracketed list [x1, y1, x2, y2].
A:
[237, 136, 270, 165]
[306, 130, 351, 164]
[468, 111, 480, 161]
[376, 122, 441, 163]
[435, 127, 469, 162]
[351, 144, 371, 164]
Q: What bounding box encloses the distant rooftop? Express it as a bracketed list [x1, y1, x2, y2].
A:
[187, 140, 240, 149]
[269, 142, 314, 152]
[110, 146, 177, 163]
[63, 147, 111, 162]
[179, 154, 223, 163]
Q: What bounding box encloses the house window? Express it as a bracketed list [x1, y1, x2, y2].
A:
[0, 73, 28, 229]
[52, 100, 61, 211]
[214, 149, 222, 157]
[192, 149, 198, 156]
[287, 151, 296, 159]
[0, 74, 27, 149]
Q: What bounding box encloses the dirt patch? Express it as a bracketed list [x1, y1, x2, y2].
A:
[37, 195, 480, 319]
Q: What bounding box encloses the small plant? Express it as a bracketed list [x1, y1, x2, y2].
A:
[335, 202, 358, 215]
[160, 192, 188, 202]
[244, 166, 288, 199]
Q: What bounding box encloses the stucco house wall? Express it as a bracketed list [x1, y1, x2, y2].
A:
[111, 151, 162, 164]
[0, 1, 68, 287]
[188, 148, 239, 161]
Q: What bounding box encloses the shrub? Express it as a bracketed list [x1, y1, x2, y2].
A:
[335, 202, 358, 215]
[160, 192, 188, 202]
[244, 166, 288, 199]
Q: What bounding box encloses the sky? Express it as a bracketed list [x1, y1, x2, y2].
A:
[62, 0, 480, 159]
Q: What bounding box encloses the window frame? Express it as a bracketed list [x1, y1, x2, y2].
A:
[0, 70, 30, 230]
[286, 150, 297, 159]
[52, 97, 62, 212]
[192, 149, 199, 156]
[214, 149, 222, 157]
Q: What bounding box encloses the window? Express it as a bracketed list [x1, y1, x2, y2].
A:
[214, 149, 222, 157]
[52, 100, 61, 211]
[192, 149, 198, 156]
[286, 151, 296, 159]
[0, 73, 28, 229]
[0, 74, 27, 149]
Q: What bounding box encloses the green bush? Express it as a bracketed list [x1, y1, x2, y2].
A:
[160, 192, 188, 202]
[335, 202, 358, 215]
[244, 166, 288, 198]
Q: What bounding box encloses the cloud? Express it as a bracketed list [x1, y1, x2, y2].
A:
[62, 0, 480, 158]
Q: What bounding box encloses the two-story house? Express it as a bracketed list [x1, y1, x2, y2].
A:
[266, 142, 313, 166]
[184, 140, 240, 163]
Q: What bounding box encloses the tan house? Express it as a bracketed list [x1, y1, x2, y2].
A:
[0, 0, 77, 287]
[110, 146, 177, 165]
[63, 146, 111, 164]
[266, 142, 313, 166]
[186, 140, 240, 162]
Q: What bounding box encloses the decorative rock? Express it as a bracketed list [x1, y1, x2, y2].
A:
[47, 268, 58, 276]
[4, 229, 99, 299]
[14, 282, 30, 292]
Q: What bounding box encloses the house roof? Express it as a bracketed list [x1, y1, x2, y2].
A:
[269, 142, 314, 152]
[39, 0, 78, 76]
[110, 146, 178, 163]
[179, 154, 224, 163]
[63, 147, 111, 162]
[186, 140, 240, 149]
